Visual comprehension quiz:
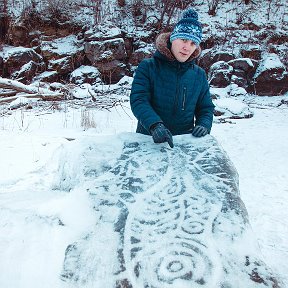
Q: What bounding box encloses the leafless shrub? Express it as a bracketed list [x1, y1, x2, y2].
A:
[90, 0, 103, 24]
[43, 0, 74, 24]
[157, 0, 196, 30]
[131, 0, 148, 23]
[81, 109, 97, 130]
[236, 6, 253, 24]
[207, 0, 220, 16]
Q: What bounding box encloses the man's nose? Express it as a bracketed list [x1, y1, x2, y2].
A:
[183, 43, 189, 50]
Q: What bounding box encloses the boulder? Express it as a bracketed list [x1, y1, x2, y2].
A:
[230, 73, 248, 88]
[8, 25, 29, 47]
[240, 46, 262, 61]
[84, 26, 122, 41]
[32, 71, 59, 83]
[208, 61, 233, 88]
[228, 58, 258, 88]
[84, 38, 127, 63]
[69, 65, 103, 85]
[0, 55, 3, 77]
[228, 58, 257, 73]
[1, 46, 44, 82]
[129, 43, 154, 67]
[248, 53, 288, 96]
[11, 60, 39, 82]
[97, 60, 127, 84]
[84, 37, 127, 83]
[48, 56, 74, 75]
[57, 134, 283, 287]
[214, 96, 253, 119]
[199, 50, 236, 74]
[40, 35, 84, 64]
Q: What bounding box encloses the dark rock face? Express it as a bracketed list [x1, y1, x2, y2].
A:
[1, 47, 44, 82]
[0, 55, 3, 77]
[58, 134, 283, 288]
[8, 25, 29, 46]
[228, 58, 258, 88]
[69, 65, 102, 85]
[84, 38, 127, 63]
[84, 38, 127, 83]
[129, 48, 153, 67]
[240, 46, 262, 61]
[248, 53, 288, 96]
[205, 50, 287, 96]
[198, 50, 236, 74]
[48, 56, 74, 75]
[209, 61, 233, 88]
[1, 15, 287, 94]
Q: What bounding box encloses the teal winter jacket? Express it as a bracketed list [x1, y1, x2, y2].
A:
[130, 33, 215, 136]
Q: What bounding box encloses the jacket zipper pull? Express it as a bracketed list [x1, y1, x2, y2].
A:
[182, 87, 187, 110]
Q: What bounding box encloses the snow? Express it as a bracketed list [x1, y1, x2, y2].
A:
[213, 97, 252, 118]
[0, 92, 288, 287]
[85, 26, 122, 40]
[254, 53, 286, 78]
[0, 46, 37, 61]
[1, 0, 288, 286]
[8, 96, 39, 110]
[40, 35, 82, 57]
[70, 66, 101, 84]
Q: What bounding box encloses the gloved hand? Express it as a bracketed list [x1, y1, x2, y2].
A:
[192, 125, 208, 137]
[150, 123, 174, 148]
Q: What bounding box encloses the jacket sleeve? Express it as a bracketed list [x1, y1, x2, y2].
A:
[194, 69, 215, 132]
[130, 59, 162, 132]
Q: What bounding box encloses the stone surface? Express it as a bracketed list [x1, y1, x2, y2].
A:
[69, 65, 103, 85]
[199, 50, 236, 74]
[248, 53, 288, 96]
[1, 46, 44, 82]
[58, 134, 282, 288]
[84, 38, 127, 64]
[209, 61, 234, 88]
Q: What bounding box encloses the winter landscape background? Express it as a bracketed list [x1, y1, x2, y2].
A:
[1, 0, 288, 287]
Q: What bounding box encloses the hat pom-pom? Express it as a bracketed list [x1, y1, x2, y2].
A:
[182, 8, 198, 21]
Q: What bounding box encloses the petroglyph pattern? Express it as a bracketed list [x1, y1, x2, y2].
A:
[61, 135, 282, 288]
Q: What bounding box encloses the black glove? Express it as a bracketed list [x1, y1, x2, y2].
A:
[192, 125, 208, 137]
[150, 123, 174, 148]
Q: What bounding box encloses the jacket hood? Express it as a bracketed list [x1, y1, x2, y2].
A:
[155, 32, 201, 63]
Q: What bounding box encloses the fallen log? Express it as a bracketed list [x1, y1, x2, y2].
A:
[0, 77, 64, 102]
[0, 93, 65, 104]
[0, 90, 17, 97]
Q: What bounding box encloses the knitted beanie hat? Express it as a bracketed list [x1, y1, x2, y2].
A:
[170, 8, 202, 46]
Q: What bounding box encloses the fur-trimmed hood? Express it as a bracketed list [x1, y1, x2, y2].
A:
[155, 32, 201, 62]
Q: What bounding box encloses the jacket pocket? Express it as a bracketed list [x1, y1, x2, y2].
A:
[182, 86, 187, 110]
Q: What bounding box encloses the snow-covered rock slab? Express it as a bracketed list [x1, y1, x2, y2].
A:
[59, 133, 282, 288]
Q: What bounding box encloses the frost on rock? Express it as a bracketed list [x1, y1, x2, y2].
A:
[69, 65, 102, 85]
[214, 97, 253, 119]
[59, 133, 282, 288]
[250, 53, 288, 96]
[40, 35, 82, 58]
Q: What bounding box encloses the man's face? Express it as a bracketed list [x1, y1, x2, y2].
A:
[171, 39, 197, 62]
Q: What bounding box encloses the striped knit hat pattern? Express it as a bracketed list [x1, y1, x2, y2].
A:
[170, 8, 202, 46]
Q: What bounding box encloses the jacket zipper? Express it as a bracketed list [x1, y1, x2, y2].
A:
[182, 86, 187, 110]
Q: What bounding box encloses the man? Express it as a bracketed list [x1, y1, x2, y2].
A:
[130, 8, 214, 148]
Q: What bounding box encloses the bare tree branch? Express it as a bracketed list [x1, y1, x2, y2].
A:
[0, 77, 65, 102]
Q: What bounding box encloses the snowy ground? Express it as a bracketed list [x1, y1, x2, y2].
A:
[0, 94, 287, 287]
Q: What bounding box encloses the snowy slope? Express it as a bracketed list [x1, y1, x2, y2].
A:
[0, 94, 287, 287]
